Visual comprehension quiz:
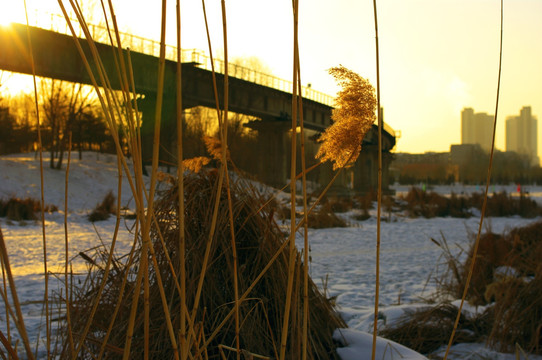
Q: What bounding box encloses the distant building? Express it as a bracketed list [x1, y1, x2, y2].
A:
[505, 106, 538, 166]
[461, 108, 494, 152]
[450, 143, 483, 165]
[450, 144, 489, 183]
[391, 151, 456, 184]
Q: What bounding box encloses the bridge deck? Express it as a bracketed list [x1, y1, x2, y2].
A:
[13, 11, 335, 106]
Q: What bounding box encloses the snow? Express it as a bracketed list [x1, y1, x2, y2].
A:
[333, 328, 428, 360]
[1, 151, 542, 359]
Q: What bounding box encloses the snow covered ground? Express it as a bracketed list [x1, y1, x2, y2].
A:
[1, 152, 541, 359]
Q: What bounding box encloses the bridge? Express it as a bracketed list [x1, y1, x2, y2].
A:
[0, 16, 396, 192]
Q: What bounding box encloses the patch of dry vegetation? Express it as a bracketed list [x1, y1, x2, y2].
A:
[401, 188, 472, 218]
[379, 303, 491, 354]
[326, 197, 354, 214]
[88, 191, 116, 222]
[306, 203, 347, 229]
[400, 187, 542, 218]
[382, 221, 542, 355]
[0, 196, 57, 221]
[58, 170, 345, 359]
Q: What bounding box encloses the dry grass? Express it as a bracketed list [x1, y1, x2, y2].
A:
[0, 196, 58, 221]
[400, 187, 542, 219]
[469, 191, 541, 218]
[355, 190, 376, 221]
[379, 303, 491, 354]
[306, 203, 347, 229]
[386, 221, 542, 355]
[55, 170, 345, 359]
[88, 190, 117, 222]
[401, 188, 471, 218]
[326, 197, 354, 214]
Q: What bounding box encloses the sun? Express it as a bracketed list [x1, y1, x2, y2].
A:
[0, 3, 26, 27]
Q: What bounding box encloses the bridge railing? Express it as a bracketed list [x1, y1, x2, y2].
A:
[27, 11, 336, 107]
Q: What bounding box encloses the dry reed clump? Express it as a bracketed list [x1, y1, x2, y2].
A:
[58, 169, 345, 359]
[326, 197, 354, 213]
[0, 196, 58, 221]
[387, 221, 542, 355]
[442, 221, 542, 306]
[378, 303, 491, 354]
[306, 203, 348, 229]
[88, 191, 116, 222]
[469, 221, 542, 353]
[483, 221, 542, 354]
[465, 232, 518, 305]
[352, 191, 375, 221]
[264, 196, 291, 222]
[400, 187, 471, 218]
[400, 187, 542, 219]
[468, 191, 542, 218]
[486, 277, 542, 354]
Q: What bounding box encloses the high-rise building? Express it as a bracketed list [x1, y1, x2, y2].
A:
[461, 108, 493, 152]
[506, 106, 538, 166]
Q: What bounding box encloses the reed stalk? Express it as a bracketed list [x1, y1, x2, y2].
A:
[280, 0, 300, 357]
[100, 0, 144, 173]
[201, 0, 223, 124]
[174, 1, 188, 359]
[295, 53, 310, 360]
[138, 1, 168, 353]
[219, 0, 241, 360]
[0, 225, 34, 359]
[371, 1, 382, 359]
[139, 1, 181, 357]
[23, 0, 48, 356]
[443, 0, 503, 358]
[0, 329, 18, 359]
[0, 245, 10, 353]
[218, 2, 241, 358]
[63, 133, 75, 356]
[122, 247, 145, 360]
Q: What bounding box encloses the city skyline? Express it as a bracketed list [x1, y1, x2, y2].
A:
[457, 106, 539, 166]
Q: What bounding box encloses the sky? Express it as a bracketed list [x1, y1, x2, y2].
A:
[1, 0, 541, 156]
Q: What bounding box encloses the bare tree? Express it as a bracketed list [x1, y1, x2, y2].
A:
[40, 79, 98, 168]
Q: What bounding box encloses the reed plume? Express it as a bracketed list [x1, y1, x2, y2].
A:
[316, 65, 376, 170]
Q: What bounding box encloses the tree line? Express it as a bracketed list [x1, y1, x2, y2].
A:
[393, 148, 542, 185]
[0, 78, 113, 168]
[0, 75, 267, 174]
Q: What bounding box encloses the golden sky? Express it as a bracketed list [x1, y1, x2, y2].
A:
[1, 0, 541, 156]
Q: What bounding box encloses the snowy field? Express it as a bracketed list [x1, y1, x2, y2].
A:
[1, 152, 541, 359]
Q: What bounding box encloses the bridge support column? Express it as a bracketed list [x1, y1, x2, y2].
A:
[248, 120, 291, 188]
[353, 145, 394, 195]
[137, 94, 177, 171]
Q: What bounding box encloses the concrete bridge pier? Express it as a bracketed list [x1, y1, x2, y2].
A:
[137, 94, 178, 171]
[247, 119, 291, 188]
